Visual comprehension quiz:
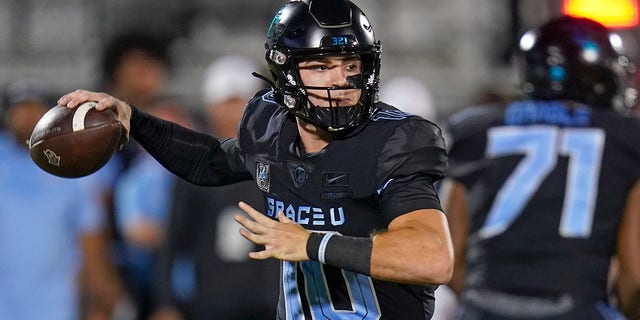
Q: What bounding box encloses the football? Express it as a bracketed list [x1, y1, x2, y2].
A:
[29, 102, 125, 178]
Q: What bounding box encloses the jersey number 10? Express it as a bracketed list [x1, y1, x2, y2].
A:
[480, 126, 605, 239]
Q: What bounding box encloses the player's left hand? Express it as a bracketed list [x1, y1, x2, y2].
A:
[234, 201, 311, 262]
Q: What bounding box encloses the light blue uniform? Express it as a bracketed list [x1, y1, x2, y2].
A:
[114, 153, 177, 295]
[116, 153, 174, 231]
[0, 132, 104, 320]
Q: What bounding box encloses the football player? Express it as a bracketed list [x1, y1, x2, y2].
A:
[443, 16, 640, 319]
[58, 0, 454, 318]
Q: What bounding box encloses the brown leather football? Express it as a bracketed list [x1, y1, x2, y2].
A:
[28, 102, 125, 178]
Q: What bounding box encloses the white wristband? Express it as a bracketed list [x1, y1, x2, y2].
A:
[318, 232, 337, 264]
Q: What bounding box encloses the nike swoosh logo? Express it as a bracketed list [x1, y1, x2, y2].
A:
[324, 173, 348, 185]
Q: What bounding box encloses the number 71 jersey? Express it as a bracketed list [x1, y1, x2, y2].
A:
[446, 100, 640, 302]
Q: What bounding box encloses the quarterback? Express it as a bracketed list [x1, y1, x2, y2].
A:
[58, 0, 453, 319]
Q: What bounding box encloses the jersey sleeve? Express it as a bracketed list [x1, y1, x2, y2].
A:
[130, 106, 253, 186]
[376, 119, 448, 222]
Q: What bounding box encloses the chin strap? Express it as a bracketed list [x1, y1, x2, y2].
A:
[252, 72, 276, 89]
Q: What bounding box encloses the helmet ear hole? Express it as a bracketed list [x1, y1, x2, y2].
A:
[518, 16, 638, 111]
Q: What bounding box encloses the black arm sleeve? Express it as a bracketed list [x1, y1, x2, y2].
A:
[130, 105, 253, 186]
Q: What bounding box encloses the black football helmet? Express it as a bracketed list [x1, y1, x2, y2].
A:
[264, 0, 382, 132]
[517, 16, 638, 111]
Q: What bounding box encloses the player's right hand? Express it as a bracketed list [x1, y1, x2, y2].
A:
[58, 89, 132, 141]
[234, 201, 312, 262]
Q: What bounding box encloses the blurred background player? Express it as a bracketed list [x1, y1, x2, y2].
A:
[97, 32, 175, 318]
[0, 78, 123, 320]
[149, 54, 279, 320]
[99, 30, 172, 172]
[443, 16, 640, 319]
[100, 31, 171, 113]
[115, 96, 195, 320]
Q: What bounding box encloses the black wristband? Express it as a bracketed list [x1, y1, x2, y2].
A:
[306, 232, 324, 261]
[305, 232, 373, 276]
[324, 235, 372, 275]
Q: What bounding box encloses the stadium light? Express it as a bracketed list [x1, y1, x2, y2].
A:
[562, 0, 639, 28]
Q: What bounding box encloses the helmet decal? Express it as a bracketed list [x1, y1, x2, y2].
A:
[549, 66, 566, 82]
[331, 36, 351, 46]
[267, 9, 285, 48]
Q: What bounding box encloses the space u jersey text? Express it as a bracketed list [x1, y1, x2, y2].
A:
[266, 196, 345, 226]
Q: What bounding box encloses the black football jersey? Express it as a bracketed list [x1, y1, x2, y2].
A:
[446, 100, 640, 311]
[129, 89, 448, 319]
[231, 90, 448, 320]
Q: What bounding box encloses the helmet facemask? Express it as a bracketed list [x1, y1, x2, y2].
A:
[268, 45, 381, 132]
